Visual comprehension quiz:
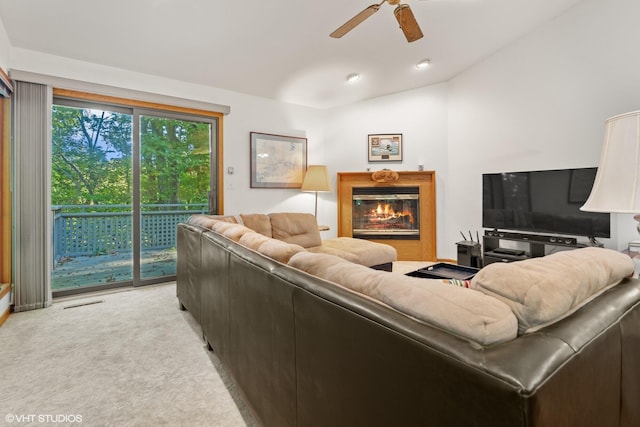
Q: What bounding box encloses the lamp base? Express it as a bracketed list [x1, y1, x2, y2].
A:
[635, 214, 640, 237]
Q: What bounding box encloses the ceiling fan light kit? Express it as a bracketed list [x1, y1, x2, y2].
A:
[330, 0, 424, 43]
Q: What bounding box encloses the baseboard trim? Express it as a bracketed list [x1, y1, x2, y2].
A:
[0, 283, 11, 327]
[0, 308, 9, 327]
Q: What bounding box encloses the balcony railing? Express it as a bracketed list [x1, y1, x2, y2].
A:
[52, 203, 207, 260]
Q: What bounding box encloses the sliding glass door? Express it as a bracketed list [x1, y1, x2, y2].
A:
[51, 100, 217, 294]
[51, 103, 134, 290]
[137, 113, 212, 282]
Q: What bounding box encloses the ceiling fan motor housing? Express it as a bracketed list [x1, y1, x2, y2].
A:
[394, 4, 424, 42]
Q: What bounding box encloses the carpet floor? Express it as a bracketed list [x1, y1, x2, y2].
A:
[0, 283, 256, 427]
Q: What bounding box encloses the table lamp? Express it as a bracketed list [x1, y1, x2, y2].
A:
[301, 165, 332, 217]
[581, 110, 640, 239]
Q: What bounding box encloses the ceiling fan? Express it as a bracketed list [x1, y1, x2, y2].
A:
[330, 0, 424, 43]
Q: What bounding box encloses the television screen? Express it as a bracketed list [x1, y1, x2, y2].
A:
[482, 168, 610, 238]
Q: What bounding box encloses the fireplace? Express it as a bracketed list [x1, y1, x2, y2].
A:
[338, 171, 436, 261]
[352, 187, 420, 239]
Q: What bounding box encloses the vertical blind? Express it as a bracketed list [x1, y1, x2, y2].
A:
[13, 81, 52, 311]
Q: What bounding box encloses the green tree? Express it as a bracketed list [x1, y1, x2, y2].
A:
[51, 105, 132, 207]
[52, 106, 210, 209]
[140, 116, 210, 206]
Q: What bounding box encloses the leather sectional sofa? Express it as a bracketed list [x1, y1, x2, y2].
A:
[177, 212, 640, 427]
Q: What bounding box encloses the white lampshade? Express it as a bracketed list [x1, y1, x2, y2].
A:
[301, 165, 332, 192]
[581, 111, 640, 213]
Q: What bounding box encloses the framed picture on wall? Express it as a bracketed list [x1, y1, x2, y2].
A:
[368, 134, 403, 162]
[250, 132, 308, 188]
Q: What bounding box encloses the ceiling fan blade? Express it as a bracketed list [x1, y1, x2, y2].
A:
[330, 4, 381, 38]
[394, 4, 424, 42]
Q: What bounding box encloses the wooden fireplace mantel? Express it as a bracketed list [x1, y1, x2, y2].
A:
[337, 171, 436, 261]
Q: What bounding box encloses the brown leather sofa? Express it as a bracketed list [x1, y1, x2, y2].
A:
[177, 219, 640, 427]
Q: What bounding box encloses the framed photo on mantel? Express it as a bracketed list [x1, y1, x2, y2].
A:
[368, 133, 403, 162]
[250, 132, 307, 188]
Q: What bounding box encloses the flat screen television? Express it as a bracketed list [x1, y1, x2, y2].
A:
[482, 167, 610, 238]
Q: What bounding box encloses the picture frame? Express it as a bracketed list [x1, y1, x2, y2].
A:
[250, 132, 307, 188]
[368, 133, 403, 162]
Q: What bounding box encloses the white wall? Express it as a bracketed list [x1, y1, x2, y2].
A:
[220, 94, 329, 226]
[324, 84, 449, 252]
[9, 48, 328, 222]
[6, 0, 639, 260]
[0, 16, 9, 71]
[446, 0, 640, 258]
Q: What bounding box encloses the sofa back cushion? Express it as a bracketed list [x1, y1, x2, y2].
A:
[257, 239, 306, 264]
[211, 222, 254, 242]
[288, 252, 518, 345]
[187, 214, 220, 229]
[239, 232, 273, 250]
[269, 213, 322, 248]
[188, 214, 244, 229]
[240, 213, 273, 237]
[470, 247, 634, 333]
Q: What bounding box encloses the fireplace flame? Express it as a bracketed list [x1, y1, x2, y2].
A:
[369, 203, 414, 224]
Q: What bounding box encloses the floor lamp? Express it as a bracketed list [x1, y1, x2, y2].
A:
[581, 111, 640, 242]
[301, 165, 332, 217]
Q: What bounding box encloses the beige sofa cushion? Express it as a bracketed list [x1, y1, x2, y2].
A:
[289, 252, 518, 345]
[240, 213, 273, 237]
[188, 214, 243, 229]
[239, 232, 273, 250]
[268, 213, 322, 248]
[257, 239, 306, 264]
[470, 247, 634, 333]
[309, 237, 397, 267]
[212, 222, 254, 242]
[187, 214, 220, 229]
[306, 244, 360, 264]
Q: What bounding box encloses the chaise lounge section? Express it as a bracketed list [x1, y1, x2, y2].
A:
[188, 212, 397, 268]
[177, 213, 640, 426]
[177, 212, 397, 329]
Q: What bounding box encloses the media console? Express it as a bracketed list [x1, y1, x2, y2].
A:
[483, 230, 587, 265]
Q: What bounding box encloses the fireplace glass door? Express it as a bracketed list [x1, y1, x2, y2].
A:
[352, 187, 420, 239]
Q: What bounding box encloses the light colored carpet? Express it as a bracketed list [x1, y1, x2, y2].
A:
[0, 283, 256, 427]
[0, 262, 433, 426]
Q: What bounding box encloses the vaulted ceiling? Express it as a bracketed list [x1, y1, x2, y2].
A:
[0, 0, 584, 109]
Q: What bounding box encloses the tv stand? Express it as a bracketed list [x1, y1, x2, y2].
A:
[483, 230, 587, 265]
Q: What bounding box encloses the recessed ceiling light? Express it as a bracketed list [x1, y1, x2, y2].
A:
[416, 59, 431, 69]
[346, 73, 360, 83]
